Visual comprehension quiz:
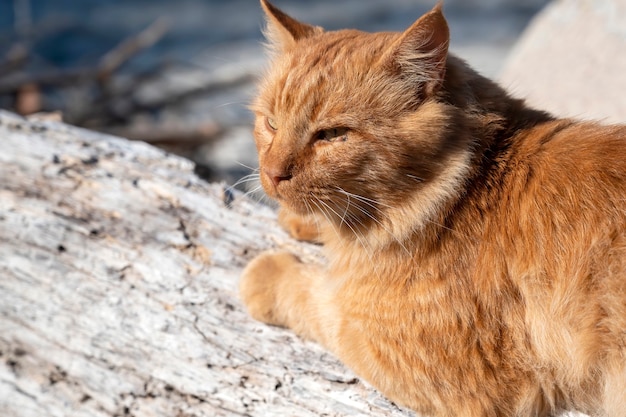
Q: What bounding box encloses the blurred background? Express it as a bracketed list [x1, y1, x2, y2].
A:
[0, 0, 549, 188]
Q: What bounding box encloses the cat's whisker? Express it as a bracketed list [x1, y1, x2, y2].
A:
[311, 197, 343, 244]
[302, 198, 324, 237]
[214, 101, 248, 109]
[334, 187, 474, 243]
[350, 199, 411, 256]
[228, 174, 262, 197]
[343, 212, 387, 283]
[233, 161, 260, 172]
[333, 187, 412, 256]
[229, 172, 270, 205]
[303, 200, 323, 235]
[317, 198, 357, 239]
[406, 174, 425, 182]
[230, 173, 260, 188]
[317, 197, 371, 254]
[332, 193, 385, 242]
[238, 184, 265, 201]
[339, 192, 351, 229]
[334, 187, 394, 210]
[315, 195, 386, 282]
[333, 187, 407, 220]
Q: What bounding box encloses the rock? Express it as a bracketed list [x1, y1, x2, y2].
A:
[499, 0, 626, 124]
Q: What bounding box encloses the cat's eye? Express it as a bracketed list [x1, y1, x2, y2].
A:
[266, 117, 278, 131]
[314, 127, 348, 143]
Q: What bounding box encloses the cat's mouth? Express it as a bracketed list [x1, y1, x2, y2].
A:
[261, 175, 307, 215]
[261, 174, 315, 214]
[289, 186, 386, 231]
[266, 183, 302, 211]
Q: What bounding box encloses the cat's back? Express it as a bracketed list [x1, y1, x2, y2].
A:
[497, 119, 626, 277]
[489, 119, 626, 400]
[505, 120, 626, 219]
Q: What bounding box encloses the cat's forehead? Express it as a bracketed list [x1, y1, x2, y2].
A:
[279, 30, 394, 80]
[259, 30, 397, 125]
[293, 30, 388, 65]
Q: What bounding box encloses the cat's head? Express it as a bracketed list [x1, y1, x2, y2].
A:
[252, 0, 472, 239]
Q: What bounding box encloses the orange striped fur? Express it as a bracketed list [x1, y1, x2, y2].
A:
[240, 2, 626, 415]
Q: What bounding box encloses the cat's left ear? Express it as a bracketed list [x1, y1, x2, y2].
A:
[384, 3, 450, 96]
[260, 0, 323, 53]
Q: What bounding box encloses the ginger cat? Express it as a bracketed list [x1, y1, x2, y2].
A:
[240, 1, 626, 416]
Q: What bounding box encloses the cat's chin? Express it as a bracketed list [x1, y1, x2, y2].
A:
[274, 198, 309, 216]
[261, 183, 308, 215]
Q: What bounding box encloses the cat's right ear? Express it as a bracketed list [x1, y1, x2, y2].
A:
[260, 0, 323, 53]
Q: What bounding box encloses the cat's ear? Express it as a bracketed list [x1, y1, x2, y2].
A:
[260, 0, 323, 52]
[384, 3, 450, 96]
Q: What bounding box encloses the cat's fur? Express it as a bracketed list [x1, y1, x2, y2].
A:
[240, 1, 626, 416]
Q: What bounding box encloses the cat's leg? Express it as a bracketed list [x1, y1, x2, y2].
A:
[239, 250, 336, 346]
[277, 206, 320, 243]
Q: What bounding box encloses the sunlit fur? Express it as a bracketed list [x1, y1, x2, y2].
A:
[240, 1, 626, 416]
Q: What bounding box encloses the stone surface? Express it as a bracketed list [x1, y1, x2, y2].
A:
[499, 0, 626, 124]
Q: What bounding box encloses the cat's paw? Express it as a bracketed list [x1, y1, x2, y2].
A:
[278, 207, 320, 243]
[239, 250, 301, 326]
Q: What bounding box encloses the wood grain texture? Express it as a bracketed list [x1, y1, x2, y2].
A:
[0, 110, 411, 417]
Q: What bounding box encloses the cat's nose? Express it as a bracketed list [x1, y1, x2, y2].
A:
[264, 167, 292, 188]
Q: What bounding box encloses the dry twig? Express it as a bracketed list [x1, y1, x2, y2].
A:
[97, 18, 170, 82]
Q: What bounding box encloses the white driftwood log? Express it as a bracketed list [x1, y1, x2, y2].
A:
[0, 110, 411, 417]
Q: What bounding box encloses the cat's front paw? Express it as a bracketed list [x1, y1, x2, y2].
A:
[278, 207, 320, 243]
[239, 250, 301, 326]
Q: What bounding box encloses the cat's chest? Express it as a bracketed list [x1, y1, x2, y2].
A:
[334, 269, 471, 335]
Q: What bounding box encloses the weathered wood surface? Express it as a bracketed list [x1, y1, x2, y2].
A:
[0, 110, 411, 417]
